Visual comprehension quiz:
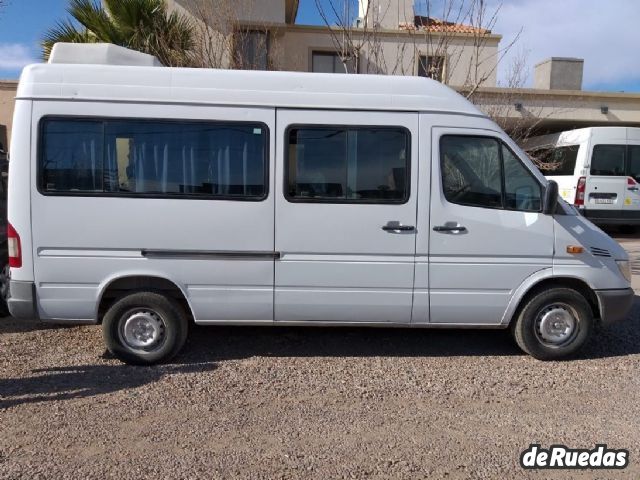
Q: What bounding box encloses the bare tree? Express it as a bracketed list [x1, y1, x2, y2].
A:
[176, 0, 284, 70]
[312, 0, 382, 73]
[312, 0, 520, 83]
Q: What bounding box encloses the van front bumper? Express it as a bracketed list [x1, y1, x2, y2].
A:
[595, 288, 635, 326]
[7, 280, 39, 320]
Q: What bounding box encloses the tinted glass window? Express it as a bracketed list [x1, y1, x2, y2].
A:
[533, 145, 579, 176]
[41, 118, 268, 199]
[627, 146, 640, 182]
[311, 52, 356, 74]
[235, 30, 269, 70]
[503, 145, 542, 211]
[591, 145, 625, 176]
[441, 136, 502, 208]
[41, 120, 104, 192]
[287, 127, 409, 203]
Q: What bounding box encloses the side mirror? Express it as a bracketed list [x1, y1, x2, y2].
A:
[543, 180, 559, 215]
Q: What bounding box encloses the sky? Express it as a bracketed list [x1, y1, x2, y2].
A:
[0, 0, 639, 92]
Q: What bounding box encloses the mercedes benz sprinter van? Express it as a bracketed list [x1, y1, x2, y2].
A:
[523, 127, 640, 228]
[7, 44, 634, 364]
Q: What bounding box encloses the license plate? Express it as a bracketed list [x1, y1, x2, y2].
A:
[594, 198, 614, 204]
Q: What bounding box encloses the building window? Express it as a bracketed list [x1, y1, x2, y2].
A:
[286, 126, 410, 203]
[311, 51, 356, 74]
[234, 30, 269, 70]
[40, 118, 269, 200]
[417, 55, 445, 82]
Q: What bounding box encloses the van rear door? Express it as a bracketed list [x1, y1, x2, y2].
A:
[274, 110, 419, 324]
[585, 144, 626, 218]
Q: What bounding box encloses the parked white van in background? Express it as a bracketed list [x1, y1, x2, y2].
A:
[7, 44, 634, 364]
[523, 127, 640, 229]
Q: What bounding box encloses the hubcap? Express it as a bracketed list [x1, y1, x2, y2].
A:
[119, 309, 166, 351]
[535, 303, 577, 346]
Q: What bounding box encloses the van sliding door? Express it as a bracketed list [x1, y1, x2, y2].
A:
[274, 109, 419, 324]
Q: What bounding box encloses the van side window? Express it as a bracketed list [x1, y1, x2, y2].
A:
[40, 118, 268, 200]
[502, 145, 542, 211]
[440, 136, 502, 208]
[591, 145, 625, 176]
[41, 120, 105, 192]
[531, 145, 579, 176]
[440, 135, 542, 212]
[286, 127, 409, 203]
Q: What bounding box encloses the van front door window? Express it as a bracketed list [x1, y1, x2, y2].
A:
[440, 135, 541, 212]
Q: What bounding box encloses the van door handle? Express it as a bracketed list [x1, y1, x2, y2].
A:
[382, 223, 415, 233]
[628, 187, 638, 192]
[433, 225, 467, 233]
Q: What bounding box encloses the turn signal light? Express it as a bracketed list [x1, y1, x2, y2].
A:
[566, 245, 584, 254]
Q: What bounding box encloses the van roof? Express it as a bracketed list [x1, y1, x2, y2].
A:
[17, 62, 485, 116]
[522, 126, 640, 150]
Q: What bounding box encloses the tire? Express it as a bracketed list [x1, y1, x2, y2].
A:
[102, 291, 189, 365]
[0, 263, 10, 318]
[511, 288, 593, 360]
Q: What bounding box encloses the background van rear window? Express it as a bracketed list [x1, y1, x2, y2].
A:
[591, 145, 625, 176]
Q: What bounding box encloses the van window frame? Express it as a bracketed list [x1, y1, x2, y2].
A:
[439, 134, 543, 213]
[284, 124, 412, 205]
[36, 115, 271, 202]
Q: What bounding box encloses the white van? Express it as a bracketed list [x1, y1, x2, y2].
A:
[7, 44, 634, 364]
[523, 127, 640, 227]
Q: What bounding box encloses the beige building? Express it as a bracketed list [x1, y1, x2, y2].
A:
[0, 81, 16, 152]
[169, 0, 501, 86]
[469, 58, 640, 138]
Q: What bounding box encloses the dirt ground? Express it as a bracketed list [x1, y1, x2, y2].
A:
[1, 234, 639, 479]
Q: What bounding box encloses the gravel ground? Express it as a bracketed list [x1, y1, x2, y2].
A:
[1, 239, 640, 479]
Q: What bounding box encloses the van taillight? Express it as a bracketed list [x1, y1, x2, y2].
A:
[628, 177, 637, 186]
[574, 176, 586, 206]
[7, 222, 21, 268]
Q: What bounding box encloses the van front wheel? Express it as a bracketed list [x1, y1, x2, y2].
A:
[102, 292, 189, 365]
[512, 288, 593, 360]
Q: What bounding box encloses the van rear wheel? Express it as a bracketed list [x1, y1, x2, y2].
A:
[511, 288, 593, 360]
[102, 292, 188, 365]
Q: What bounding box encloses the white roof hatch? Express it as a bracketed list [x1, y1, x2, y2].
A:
[48, 42, 162, 67]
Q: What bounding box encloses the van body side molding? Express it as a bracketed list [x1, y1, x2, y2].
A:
[141, 249, 281, 260]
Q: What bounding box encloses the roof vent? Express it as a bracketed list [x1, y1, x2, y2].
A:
[48, 43, 162, 67]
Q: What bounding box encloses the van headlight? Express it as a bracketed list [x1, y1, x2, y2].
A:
[616, 260, 632, 283]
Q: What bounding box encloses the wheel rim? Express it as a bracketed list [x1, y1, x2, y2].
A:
[118, 308, 166, 352]
[534, 303, 578, 347]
